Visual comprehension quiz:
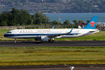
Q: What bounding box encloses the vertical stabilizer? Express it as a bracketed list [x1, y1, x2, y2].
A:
[83, 16, 98, 29]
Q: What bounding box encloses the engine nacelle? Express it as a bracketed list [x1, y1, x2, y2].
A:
[41, 36, 49, 42]
[35, 37, 41, 41]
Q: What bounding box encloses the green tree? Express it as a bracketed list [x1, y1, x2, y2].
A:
[0, 21, 7, 26]
[73, 19, 78, 25]
[0, 11, 10, 26]
[73, 19, 78, 28]
[19, 9, 32, 25]
[63, 20, 70, 25]
[51, 21, 60, 25]
[0, 8, 33, 26]
[10, 8, 20, 15]
[32, 12, 50, 25]
[42, 14, 50, 24]
[78, 20, 84, 23]
[9, 8, 20, 26]
[86, 20, 90, 24]
[63, 20, 73, 28]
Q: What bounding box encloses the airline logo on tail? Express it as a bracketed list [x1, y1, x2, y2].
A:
[83, 16, 98, 29]
[90, 21, 95, 27]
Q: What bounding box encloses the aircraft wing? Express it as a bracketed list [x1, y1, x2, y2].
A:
[48, 28, 73, 38]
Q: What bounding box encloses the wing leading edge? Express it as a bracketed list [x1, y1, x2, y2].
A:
[48, 28, 73, 38]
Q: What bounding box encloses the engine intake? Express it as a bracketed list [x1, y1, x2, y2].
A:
[41, 36, 49, 41]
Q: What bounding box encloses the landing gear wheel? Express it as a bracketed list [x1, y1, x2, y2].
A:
[48, 40, 52, 42]
[52, 40, 55, 43]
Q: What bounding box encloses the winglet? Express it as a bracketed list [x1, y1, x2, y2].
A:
[69, 27, 73, 33]
[52, 26, 55, 29]
[83, 16, 98, 29]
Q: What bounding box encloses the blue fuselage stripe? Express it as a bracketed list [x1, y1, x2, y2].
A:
[4, 33, 79, 37]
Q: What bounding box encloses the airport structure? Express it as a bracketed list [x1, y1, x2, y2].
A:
[78, 23, 86, 29]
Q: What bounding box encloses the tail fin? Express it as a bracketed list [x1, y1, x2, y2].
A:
[83, 16, 98, 29]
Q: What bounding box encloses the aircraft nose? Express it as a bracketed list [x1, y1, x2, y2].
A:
[4, 34, 8, 37]
[4, 33, 14, 38]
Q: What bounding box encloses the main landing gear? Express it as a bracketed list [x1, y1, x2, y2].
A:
[48, 38, 56, 43]
[52, 38, 55, 42]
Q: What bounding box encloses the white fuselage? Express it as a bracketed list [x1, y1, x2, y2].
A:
[4, 29, 99, 39]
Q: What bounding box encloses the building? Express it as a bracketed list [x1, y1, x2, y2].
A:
[78, 23, 86, 28]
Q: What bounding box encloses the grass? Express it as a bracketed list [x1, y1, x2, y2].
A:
[0, 47, 105, 66]
[0, 29, 105, 66]
[0, 29, 105, 41]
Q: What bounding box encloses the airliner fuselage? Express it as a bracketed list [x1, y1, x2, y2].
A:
[4, 29, 99, 41]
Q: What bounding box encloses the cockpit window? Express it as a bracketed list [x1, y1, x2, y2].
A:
[7, 32, 12, 33]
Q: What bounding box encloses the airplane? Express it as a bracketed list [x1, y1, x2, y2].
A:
[4, 16, 99, 43]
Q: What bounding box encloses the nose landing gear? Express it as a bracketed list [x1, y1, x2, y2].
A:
[14, 38, 16, 43]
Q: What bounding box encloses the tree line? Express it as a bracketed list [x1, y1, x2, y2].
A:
[0, 8, 89, 28]
[0, 8, 50, 26]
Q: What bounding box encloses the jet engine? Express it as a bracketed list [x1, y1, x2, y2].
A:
[35, 37, 41, 41]
[41, 36, 50, 41]
[35, 36, 50, 42]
